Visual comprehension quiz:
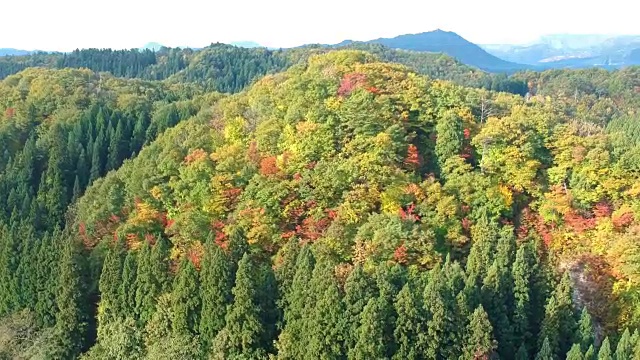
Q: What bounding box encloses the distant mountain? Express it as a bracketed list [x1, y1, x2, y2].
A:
[0, 48, 33, 56]
[482, 34, 640, 68]
[142, 42, 165, 51]
[342, 30, 529, 72]
[230, 41, 262, 48]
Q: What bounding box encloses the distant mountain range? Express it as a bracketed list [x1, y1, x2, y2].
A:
[5, 31, 640, 72]
[0, 48, 34, 56]
[482, 34, 640, 68]
[334, 30, 527, 72]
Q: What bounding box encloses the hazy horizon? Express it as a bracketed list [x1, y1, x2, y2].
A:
[3, 0, 639, 51]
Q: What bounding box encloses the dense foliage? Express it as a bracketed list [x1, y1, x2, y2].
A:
[0, 47, 640, 359]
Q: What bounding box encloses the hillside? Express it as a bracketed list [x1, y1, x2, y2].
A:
[348, 30, 529, 72]
[1, 47, 640, 359]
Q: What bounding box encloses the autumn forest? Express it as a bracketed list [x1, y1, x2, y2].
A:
[0, 43, 640, 360]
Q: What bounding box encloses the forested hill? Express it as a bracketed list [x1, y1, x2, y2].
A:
[0, 43, 530, 95]
[1, 47, 640, 359]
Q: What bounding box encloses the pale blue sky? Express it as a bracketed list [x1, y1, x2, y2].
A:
[2, 0, 638, 51]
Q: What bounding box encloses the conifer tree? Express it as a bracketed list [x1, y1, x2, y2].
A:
[276, 245, 314, 359]
[585, 345, 596, 360]
[614, 328, 632, 360]
[97, 239, 125, 335]
[118, 251, 137, 318]
[53, 238, 89, 359]
[567, 343, 584, 360]
[577, 307, 595, 352]
[343, 264, 376, 350]
[274, 237, 300, 311]
[516, 344, 529, 360]
[512, 242, 535, 352]
[134, 241, 154, 323]
[212, 253, 265, 359]
[598, 337, 612, 360]
[481, 260, 513, 357]
[35, 230, 59, 327]
[536, 337, 554, 360]
[393, 283, 426, 360]
[461, 305, 497, 360]
[349, 297, 387, 360]
[171, 258, 201, 335]
[305, 262, 346, 359]
[199, 241, 232, 350]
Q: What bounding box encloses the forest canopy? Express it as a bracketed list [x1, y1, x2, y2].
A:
[0, 46, 640, 359]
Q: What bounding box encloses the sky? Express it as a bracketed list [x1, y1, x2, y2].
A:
[2, 0, 639, 51]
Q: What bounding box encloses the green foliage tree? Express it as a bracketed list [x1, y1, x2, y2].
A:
[212, 253, 265, 359]
[199, 241, 232, 350]
[461, 305, 497, 360]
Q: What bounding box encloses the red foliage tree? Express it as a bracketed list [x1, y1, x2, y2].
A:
[337, 73, 367, 97]
[259, 156, 279, 176]
[404, 144, 420, 168]
[393, 243, 408, 264]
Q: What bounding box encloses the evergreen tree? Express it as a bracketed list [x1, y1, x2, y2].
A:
[393, 283, 426, 359]
[516, 344, 529, 360]
[199, 241, 232, 350]
[598, 337, 612, 360]
[134, 241, 155, 323]
[512, 242, 535, 352]
[276, 245, 314, 359]
[481, 260, 513, 358]
[540, 272, 577, 358]
[97, 240, 125, 335]
[349, 297, 386, 360]
[35, 230, 59, 327]
[576, 307, 595, 352]
[536, 337, 554, 360]
[614, 328, 632, 360]
[584, 345, 596, 360]
[461, 305, 497, 360]
[305, 262, 346, 359]
[118, 251, 137, 318]
[567, 343, 584, 360]
[53, 238, 89, 359]
[212, 253, 265, 359]
[171, 258, 201, 335]
[343, 264, 376, 350]
[585, 345, 596, 360]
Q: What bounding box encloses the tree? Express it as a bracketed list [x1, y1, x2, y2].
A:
[97, 240, 125, 336]
[536, 337, 554, 360]
[212, 253, 265, 359]
[171, 258, 201, 335]
[539, 272, 577, 358]
[118, 251, 137, 318]
[276, 245, 314, 359]
[305, 262, 346, 359]
[52, 238, 89, 359]
[512, 242, 535, 353]
[461, 305, 497, 360]
[614, 328, 632, 360]
[567, 343, 584, 360]
[516, 344, 529, 360]
[393, 283, 426, 359]
[598, 337, 612, 360]
[481, 260, 513, 358]
[134, 242, 156, 324]
[349, 297, 387, 360]
[199, 241, 232, 350]
[577, 308, 595, 352]
[435, 109, 463, 175]
[584, 345, 596, 360]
